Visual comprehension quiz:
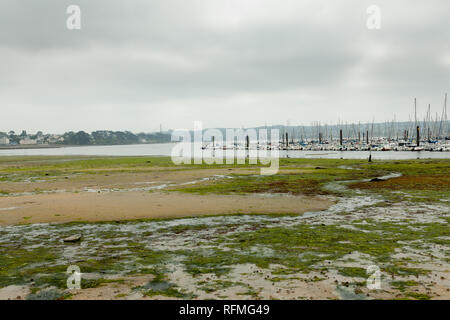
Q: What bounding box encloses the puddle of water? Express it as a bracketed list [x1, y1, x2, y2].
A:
[142, 280, 176, 291]
[0, 206, 20, 211]
[26, 288, 64, 300]
[323, 172, 403, 193]
[134, 181, 159, 185]
[377, 172, 402, 180]
[335, 285, 369, 300]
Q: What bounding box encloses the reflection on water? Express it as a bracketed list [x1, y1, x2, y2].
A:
[0, 143, 449, 159]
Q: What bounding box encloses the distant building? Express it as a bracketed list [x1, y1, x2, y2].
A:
[0, 136, 9, 145]
[48, 135, 63, 144]
[19, 138, 37, 145]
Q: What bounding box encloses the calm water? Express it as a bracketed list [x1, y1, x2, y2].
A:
[0, 143, 449, 160]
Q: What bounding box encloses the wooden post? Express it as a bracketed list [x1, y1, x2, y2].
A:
[339, 129, 343, 146]
[416, 126, 420, 146]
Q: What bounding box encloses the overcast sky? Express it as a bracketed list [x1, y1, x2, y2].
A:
[0, 0, 449, 133]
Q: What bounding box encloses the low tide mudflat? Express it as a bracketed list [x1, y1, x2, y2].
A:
[0, 156, 448, 300]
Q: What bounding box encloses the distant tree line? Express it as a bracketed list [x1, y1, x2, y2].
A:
[0, 130, 172, 146]
[60, 131, 172, 145]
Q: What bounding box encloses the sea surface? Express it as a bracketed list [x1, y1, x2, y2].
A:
[0, 143, 449, 159]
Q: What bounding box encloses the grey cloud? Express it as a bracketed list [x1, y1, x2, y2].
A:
[0, 0, 448, 132]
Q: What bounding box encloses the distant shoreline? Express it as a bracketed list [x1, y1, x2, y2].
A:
[0, 144, 63, 150]
[0, 142, 177, 150]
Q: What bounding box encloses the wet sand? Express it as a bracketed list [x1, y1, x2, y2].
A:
[0, 166, 333, 226]
[0, 191, 333, 226]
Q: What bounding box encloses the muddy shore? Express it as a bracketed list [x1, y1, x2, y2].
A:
[0, 191, 332, 226]
[0, 156, 448, 300]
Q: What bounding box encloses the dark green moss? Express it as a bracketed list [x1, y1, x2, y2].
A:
[337, 267, 367, 278]
[405, 292, 431, 300]
[390, 280, 419, 292]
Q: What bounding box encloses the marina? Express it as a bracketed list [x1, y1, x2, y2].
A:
[203, 95, 450, 154]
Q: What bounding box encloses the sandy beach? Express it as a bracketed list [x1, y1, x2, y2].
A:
[0, 164, 333, 225]
[0, 191, 332, 226]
